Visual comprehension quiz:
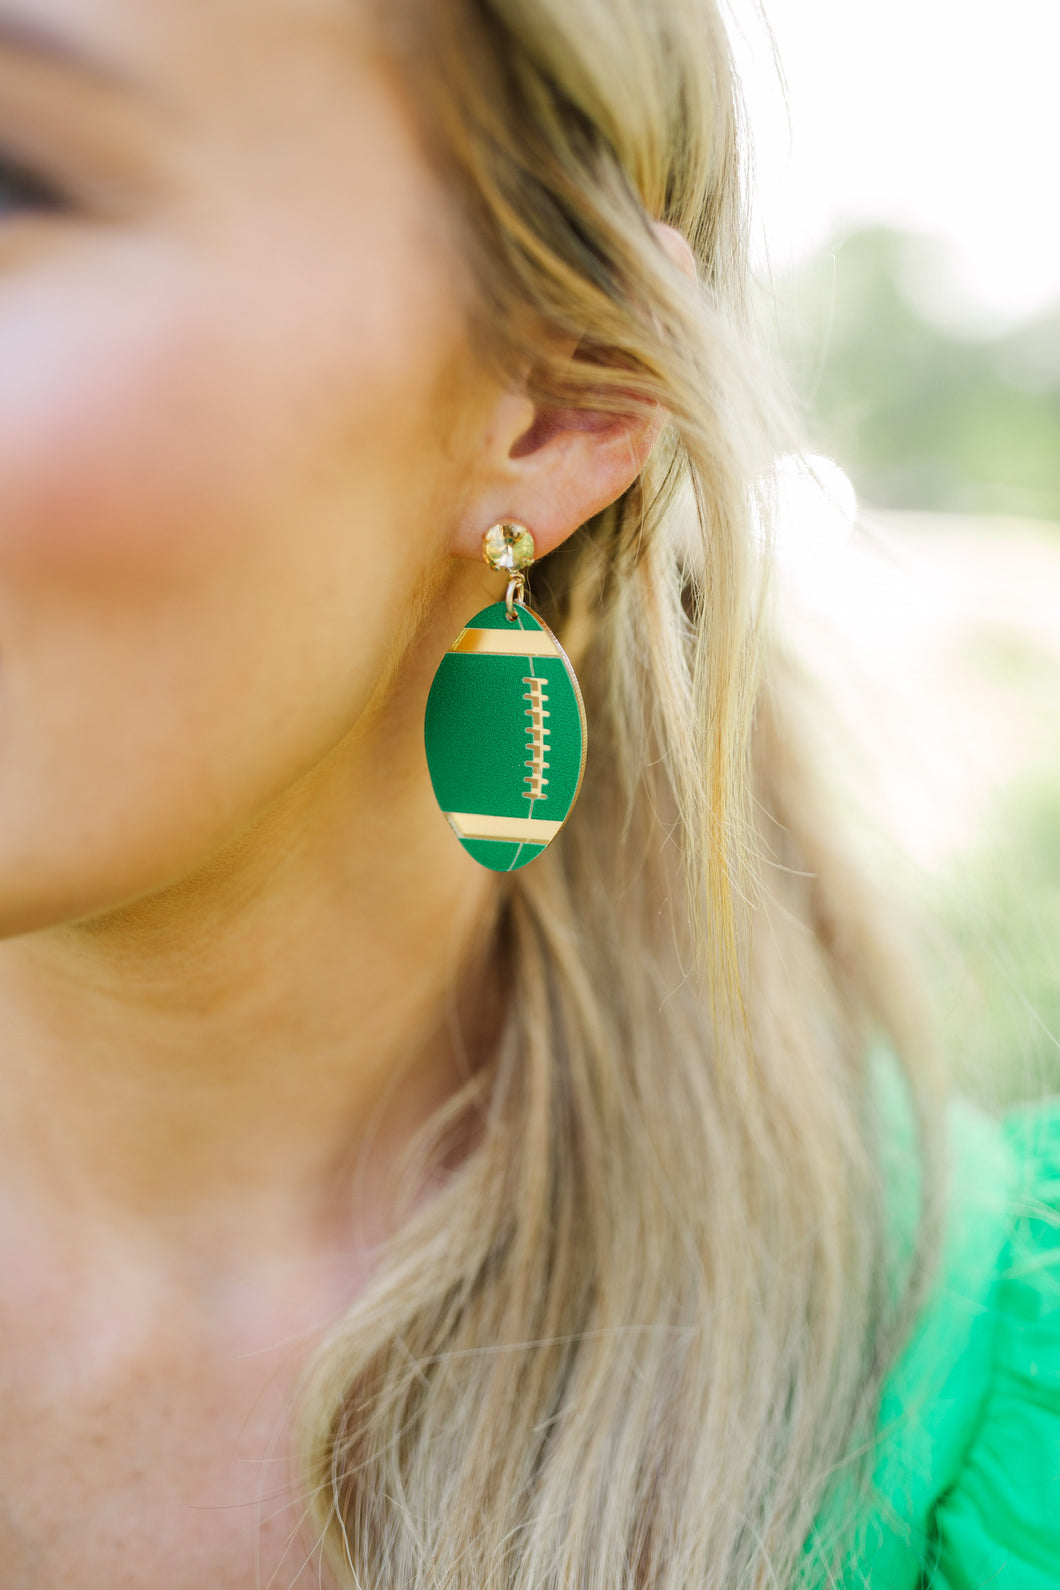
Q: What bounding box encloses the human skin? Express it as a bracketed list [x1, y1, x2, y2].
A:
[0, 0, 675, 1583]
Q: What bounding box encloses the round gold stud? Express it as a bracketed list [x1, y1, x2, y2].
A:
[482, 521, 536, 574]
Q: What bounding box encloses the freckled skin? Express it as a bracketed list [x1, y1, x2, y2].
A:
[0, 0, 665, 1583]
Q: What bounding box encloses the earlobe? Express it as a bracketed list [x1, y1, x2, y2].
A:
[509, 385, 667, 556]
[457, 378, 664, 563]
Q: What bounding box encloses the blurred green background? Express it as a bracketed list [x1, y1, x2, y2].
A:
[773, 225, 1060, 523]
[767, 225, 1060, 1103]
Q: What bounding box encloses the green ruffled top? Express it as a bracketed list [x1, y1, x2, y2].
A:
[830, 1092, 1060, 1587]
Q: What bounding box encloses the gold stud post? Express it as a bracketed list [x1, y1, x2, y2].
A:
[482, 521, 536, 574]
[482, 522, 535, 621]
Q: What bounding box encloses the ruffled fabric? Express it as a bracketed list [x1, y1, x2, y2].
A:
[927, 1107, 1060, 1588]
[844, 1096, 1060, 1588]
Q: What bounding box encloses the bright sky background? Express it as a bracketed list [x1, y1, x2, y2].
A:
[733, 0, 1060, 335]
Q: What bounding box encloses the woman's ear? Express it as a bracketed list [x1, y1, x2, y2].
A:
[451, 386, 663, 561]
[453, 222, 697, 562]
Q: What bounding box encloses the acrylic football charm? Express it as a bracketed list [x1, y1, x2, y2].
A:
[424, 601, 587, 873]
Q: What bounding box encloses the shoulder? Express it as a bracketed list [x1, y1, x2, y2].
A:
[859, 1090, 1060, 1588]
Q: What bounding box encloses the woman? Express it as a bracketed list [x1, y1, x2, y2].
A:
[0, 0, 1055, 1585]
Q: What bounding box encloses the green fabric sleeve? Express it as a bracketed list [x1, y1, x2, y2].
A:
[841, 1092, 1060, 1588]
[927, 1105, 1060, 1588]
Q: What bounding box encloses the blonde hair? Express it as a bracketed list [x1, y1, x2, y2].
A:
[297, 1, 940, 1583]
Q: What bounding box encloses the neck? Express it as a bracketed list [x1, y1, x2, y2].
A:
[0, 607, 501, 1275]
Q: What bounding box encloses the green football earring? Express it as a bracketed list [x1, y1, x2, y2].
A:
[424, 522, 587, 873]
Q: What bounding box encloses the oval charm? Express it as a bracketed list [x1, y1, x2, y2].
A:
[424, 601, 587, 872]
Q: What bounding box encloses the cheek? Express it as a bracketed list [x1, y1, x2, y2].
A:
[0, 237, 468, 929]
[0, 270, 226, 594]
[0, 246, 421, 596]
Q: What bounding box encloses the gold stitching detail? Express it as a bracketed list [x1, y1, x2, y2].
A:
[521, 678, 550, 802]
